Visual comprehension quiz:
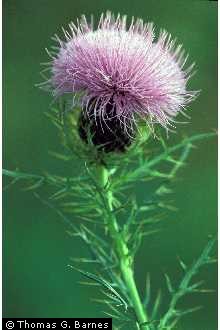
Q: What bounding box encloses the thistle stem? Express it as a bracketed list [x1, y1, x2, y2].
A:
[97, 165, 149, 329]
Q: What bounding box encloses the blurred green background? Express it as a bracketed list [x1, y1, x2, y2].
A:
[3, 1, 217, 329]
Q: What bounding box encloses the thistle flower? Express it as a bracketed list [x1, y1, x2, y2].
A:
[42, 12, 197, 151]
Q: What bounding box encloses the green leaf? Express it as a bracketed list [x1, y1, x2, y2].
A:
[164, 273, 174, 293]
[3, 169, 43, 180]
[177, 257, 187, 272]
[48, 150, 73, 161]
[143, 273, 151, 307]
[69, 266, 128, 310]
[151, 290, 162, 319]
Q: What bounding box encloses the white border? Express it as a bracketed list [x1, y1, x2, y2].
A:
[218, 1, 219, 329]
[0, 0, 3, 326]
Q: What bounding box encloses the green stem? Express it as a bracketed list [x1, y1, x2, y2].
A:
[97, 165, 149, 330]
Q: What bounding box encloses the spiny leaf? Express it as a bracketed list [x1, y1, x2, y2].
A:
[112, 324, 126, 330]
[49, 187, 69, 200]
[78, 281, 100, 286]
[176, 305, 203, 316]
[34, 193, 76, 230]
[118, 132, 216, 185]
[148, 170, 171, 179]
[101, 289, 126, 307]
[139, 205, 156, 212]
[22, 178, 45, 191]
[164, 273, 174, 294]
[168, 143, 192, 178]
[141, 228, 161, 237]
[206, 257, 217, 264]
[80, 224, 110, 248]
[123, 198, 138, 235]
[167, 316, 180, 329]
[159, 237, 216, 329]
[177, 256, 187, 272]
[186, 280, 204, 293]
[103, 311, 129, 323]
[48, 150, 73, 161]
[156, 185, 173, 196]
[3, 177, 20, 191]
[70, 257, 101, 264]
[3, 169, 43, 180]
[192, 288, 215, 293]
[143, 273, 151, 307]
[158, 202, 178, 212]
[147, 132, 216, 170]
[179, 237, 217, 290]
[69, 266, 128, 310]
[151, 290, 162, 319]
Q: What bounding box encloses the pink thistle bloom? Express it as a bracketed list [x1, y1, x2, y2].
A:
[42, 11, 197, 132]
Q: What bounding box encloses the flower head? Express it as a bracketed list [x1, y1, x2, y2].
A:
[42, 12, 197, 151]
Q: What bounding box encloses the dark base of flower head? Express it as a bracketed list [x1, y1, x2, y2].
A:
[78, 100, 135, 153]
